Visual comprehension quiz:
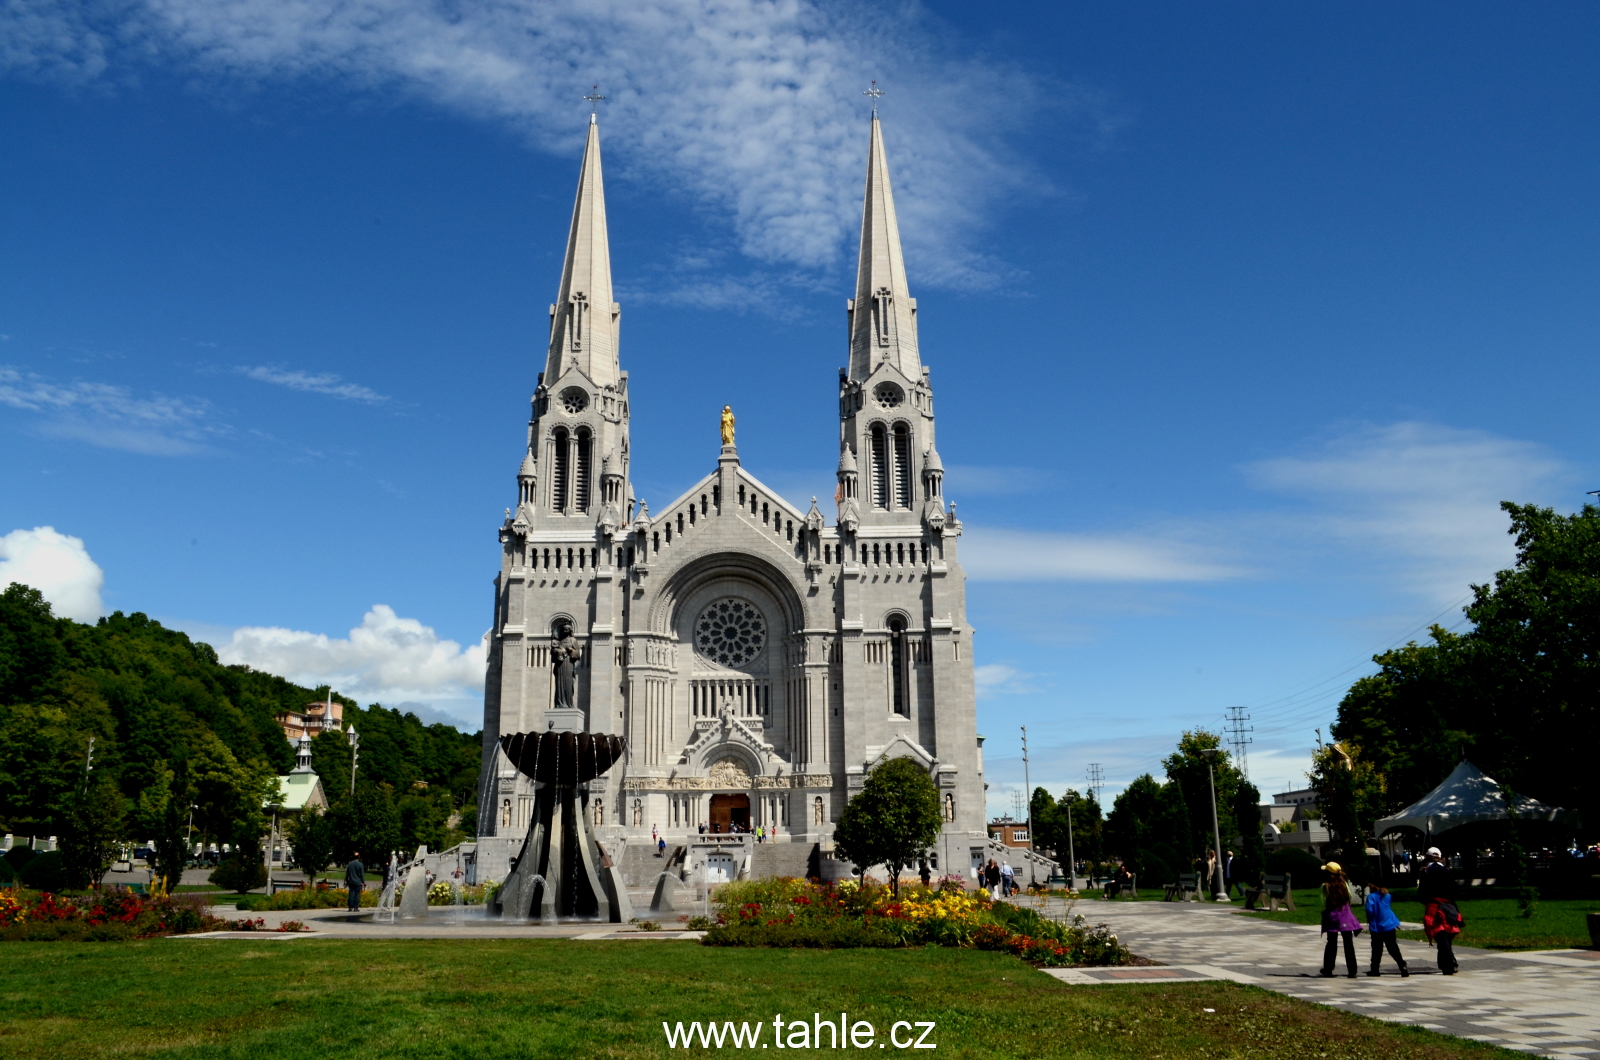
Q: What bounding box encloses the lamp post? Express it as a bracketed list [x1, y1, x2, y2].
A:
[1021, 726, 1037, 889]
[347, 725, 360, 795]
[1201, 748, 1227, 901]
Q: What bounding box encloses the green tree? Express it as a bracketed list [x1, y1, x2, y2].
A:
[832, 757, 943, 896]
[1308, 742, 1388, 878]
[330, 784, 403, 865]
[288, 807, 337, 882]
[1105, 773, 1161, 865]
[1230, 780, 1266, 886]
[1333, 502, 1600, 835]
[1030, 786, 1102, 870]
[59, 776, 128, 889]
[1162, 730, 1241, 861]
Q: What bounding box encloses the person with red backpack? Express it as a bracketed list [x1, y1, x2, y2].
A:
[1418, 846, 1463, 975]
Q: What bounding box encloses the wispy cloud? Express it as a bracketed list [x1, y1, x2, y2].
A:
[974, 663, 1038, 698]
[1246, 421, 1570, 602]
[943, 465, 1041, 497]
[0, 0, 1113, 291]
[961, 526, 1246, 583]
[239, 365, 390, 404]
[0, 365, 223, 455]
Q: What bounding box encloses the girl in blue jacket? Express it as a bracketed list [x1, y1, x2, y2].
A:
[1365, 884, 1409, 977]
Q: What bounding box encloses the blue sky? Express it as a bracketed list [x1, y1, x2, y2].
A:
[3, 2, 1597, 816]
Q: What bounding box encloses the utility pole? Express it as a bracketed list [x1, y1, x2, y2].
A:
[1020, 726, 1037, 888]
[1224, 706, 1253, 782]
[1201, 748, 1228, 900]
[348, 723, 361, 796]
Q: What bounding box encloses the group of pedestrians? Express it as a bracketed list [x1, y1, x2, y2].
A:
[981, 858, 1018, 896]
[1319, 847, 1462, 977]
[689, 821, 777, 841]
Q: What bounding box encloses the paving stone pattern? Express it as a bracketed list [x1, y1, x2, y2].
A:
[1032, 899, 1600, 1059]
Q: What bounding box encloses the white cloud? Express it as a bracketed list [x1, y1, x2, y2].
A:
[0, 526, 105, 621]
[1247, 421, 1569, 602]
[974, 663, 1036, 698]
[217, 605, 488, 707]
[961, 526, 1245, 583]
[239, 366, 390, 404]
[0, 365, 222, 455]
[0, 0, 1102, 290]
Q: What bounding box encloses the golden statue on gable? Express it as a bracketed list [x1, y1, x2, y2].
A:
[720, 404, 736, 446]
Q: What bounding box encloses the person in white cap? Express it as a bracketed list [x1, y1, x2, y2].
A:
[1417, 846, 1462, 974]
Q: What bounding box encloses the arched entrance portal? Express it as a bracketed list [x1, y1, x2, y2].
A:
[709, 793, 750, 833]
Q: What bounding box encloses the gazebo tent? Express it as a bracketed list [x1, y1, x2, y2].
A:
[1374, 760, 1580, 838]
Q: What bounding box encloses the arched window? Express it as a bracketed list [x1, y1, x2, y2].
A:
[551, 427, 570, 512]
[888, 615, 908, 716]
[893, 423, 913, 508]
[869, 424, 890, 509]
[574, 428, 592, 512]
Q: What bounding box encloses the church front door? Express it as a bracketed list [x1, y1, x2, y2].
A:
[708, 793, 750, 833]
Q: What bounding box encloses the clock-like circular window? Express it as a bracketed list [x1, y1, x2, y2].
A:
[694, 598, 766, 668]
[560, 388, 589, 414]
[874, 382, 903, 408]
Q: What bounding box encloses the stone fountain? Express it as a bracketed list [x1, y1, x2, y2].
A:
[492, 730, 632, 923]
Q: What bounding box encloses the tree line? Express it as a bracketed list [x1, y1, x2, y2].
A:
[0, 583, 482, 890]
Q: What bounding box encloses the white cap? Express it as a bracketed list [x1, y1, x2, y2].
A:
[1426, 846, 1442, 858]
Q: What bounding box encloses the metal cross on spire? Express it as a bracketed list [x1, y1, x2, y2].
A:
[584, 84, 606, 120]
[863, 80, 884, 116]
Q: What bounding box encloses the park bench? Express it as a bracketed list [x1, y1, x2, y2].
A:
[1164, 872, 1202, 902]
[1103, 873, 1137, 900]
[1244, 872, 1295, 911]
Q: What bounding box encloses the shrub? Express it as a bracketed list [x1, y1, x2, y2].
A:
[0, 887, 222, 941]
[209, 856, 268, 894]
[19, 850, 69, 892]
[703, 921, 901, 948]
[1263, 848, 1323, 882]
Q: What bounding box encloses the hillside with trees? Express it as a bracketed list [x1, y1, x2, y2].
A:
[0, 583, 481, 886]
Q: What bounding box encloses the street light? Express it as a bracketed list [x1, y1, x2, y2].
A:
[1200, 748, 1227, 901]
[347, 725, 360, 795]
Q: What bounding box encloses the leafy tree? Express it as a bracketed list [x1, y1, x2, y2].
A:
[1105, 773, 1161, 864]
[289, 807, 337, 882]
[1308, 742, 1387, 878]
[330, 784, 403, 865]
[1333, 502, 1600, 837]
[19, 849, 69, 891]
[209, 852, 267, 894]
[832, 757, 943, 896]
[1162, 730, 1241, 861]
[59, 777, 128, 888]
[1230, 779, 1267, 885]
[1030, 786, 1102, 870]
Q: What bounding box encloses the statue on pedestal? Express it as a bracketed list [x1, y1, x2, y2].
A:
[720, 405, 736, 446]
[552, 619, 582, 710]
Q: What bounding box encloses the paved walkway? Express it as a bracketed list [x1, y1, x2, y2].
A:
[1026, 898, 1600, 1060]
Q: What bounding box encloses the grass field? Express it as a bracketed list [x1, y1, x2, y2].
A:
[1233, 889, 1599, 950]
[0, 939, 1533, 1059]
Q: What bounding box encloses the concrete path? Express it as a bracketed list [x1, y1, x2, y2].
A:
[1028, 898, 1600, 1060]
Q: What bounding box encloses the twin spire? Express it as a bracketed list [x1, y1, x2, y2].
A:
[543, 103, 918, 387]
[545, 117, 620, 388]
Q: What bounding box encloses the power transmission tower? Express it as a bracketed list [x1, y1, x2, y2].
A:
[1086, 763, 1104, 806]
[1011, 789, 1023, 821]
[1225, 705, 1254, 781]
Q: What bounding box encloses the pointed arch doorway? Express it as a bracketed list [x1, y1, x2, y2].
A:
[709, 793, 750, 833]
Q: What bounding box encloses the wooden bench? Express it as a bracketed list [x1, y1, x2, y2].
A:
[1103, 874, 1138, 900]
[1164, 872, 1202, 902]
[1243, 872, 1295, 911]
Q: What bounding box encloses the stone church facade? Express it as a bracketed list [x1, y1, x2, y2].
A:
[477, 112, 991, 879]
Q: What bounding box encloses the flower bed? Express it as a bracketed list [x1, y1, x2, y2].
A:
[0, 888, 284, 941]
[701, 878, 1132, 967]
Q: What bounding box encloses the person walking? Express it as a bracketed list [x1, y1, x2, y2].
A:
[919, 861, 932, 888]
[1000, 861, 1015, 897]
[1224, 849, 1237, 897]
[1317, 861, 1362, 978]
[1364, 882, 1409, 977]
[1418, 846, 1463, 975]
[344, 855, 365, 912]
[984, 858, 1000, 894]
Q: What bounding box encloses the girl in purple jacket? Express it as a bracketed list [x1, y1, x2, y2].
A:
[1318, 861, 1362, 977]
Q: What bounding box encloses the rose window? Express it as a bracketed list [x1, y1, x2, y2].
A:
[695, 599, 766, 667]
[874, 382, 903, 408]
[560, 388, 589, 414]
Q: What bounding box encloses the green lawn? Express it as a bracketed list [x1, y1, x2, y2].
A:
[1235, 889, 1599, 950]
[0, 939, 1532, 1059]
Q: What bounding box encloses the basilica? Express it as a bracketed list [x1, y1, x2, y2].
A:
[476, 110, 1002, 883]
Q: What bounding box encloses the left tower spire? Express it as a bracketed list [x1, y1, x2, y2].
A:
[545, 118, 619, 386]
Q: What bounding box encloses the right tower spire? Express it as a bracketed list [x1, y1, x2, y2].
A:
[848, 114, 920, 381]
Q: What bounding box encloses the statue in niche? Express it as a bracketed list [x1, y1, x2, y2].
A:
[551, 619, 583, 710]
[720, 405, 736, 446]
[813, 795, 825, 825]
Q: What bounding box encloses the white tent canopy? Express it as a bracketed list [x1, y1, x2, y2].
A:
[1374, 759, 1579, 837]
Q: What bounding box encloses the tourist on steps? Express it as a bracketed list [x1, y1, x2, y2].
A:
[1318, 861, 1362, 978]
[1364, 882, 1409, 977]
[1418, 846, 1463, 975]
